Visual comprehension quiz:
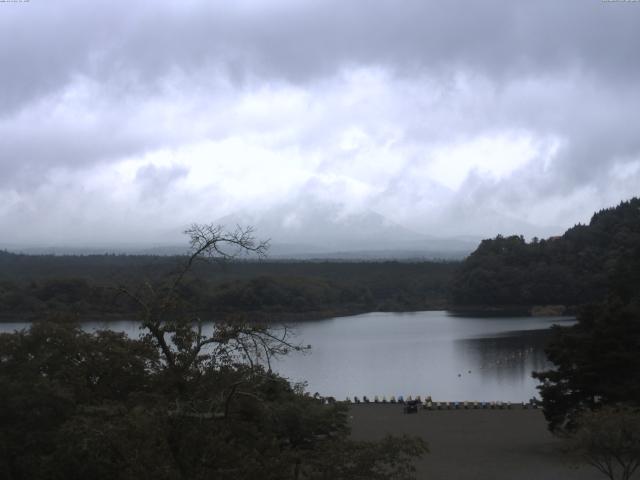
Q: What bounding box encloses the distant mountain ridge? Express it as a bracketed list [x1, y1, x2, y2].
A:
[1, 196, 480, 259]
[217, 202, 423, 249]
[216, 199, 479, 259]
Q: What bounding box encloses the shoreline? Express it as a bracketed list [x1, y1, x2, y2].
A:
[0, 304, 575, 324]
[0, 307, 426, 324]
[349, 405, 601, 480]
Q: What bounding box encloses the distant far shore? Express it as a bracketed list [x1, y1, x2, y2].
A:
[0, 308, 368, 324]
[0, 303, 577, 324]
[448, 304, 576, 317]
[0, 307, 424, 324]
[349, 405, 600, 480]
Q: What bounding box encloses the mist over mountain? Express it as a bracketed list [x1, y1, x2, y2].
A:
[222, 201, 407, 247]
[1, 197, 481, 259]
[0, 0, 638, 253]
[2, 191, 564, 259]
[215, 197, 480, 259]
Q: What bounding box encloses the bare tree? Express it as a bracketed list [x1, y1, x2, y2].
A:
[1, 223, 429, 479]
[118, 224, 305, 401]
[571, 407, 640, 480]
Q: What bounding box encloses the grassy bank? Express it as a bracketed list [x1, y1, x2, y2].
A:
[349, 405, 602, 480]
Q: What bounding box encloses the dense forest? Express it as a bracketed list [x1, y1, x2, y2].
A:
[531, 202, 640, 440]
[4, 198, 640, 321]
[451, 197, 640, 311]
[0, 226, 428, 479]
[0, 253, 455, 321]
[2, 201, 640, 477]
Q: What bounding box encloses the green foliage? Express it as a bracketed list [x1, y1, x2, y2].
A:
[451, 197, 640, 308]
[571, 407, 640, 480]
[0, 225, 428, 479]
[533, 232, 640, 432]
[0, 322, 158, 479]
[0, 320, 427, 479]
[0, 259, 456, 320]
[308, 435, 429, 480]
[449, 199, 640, 437]
[534, 298, 640, 432]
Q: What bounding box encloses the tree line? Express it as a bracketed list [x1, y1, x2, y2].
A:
[451, 198, 640, 310]
[0, 225, 428, 479]
[516, 200, 640, 479]
[0, 254, 455, 321]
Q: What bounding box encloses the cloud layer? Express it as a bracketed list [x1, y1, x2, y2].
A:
[1, 0, 639, 247]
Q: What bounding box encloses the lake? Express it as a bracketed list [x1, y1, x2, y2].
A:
[0, 311, 574, 402]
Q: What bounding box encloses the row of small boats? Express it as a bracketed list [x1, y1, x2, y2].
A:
[346, 395, 540, 409]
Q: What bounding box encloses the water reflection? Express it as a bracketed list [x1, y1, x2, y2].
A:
[272, 312, 574, 402]
[0, 311, 574, 402]
[454, 329, 554, 398]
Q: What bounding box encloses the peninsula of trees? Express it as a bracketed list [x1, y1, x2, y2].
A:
[450, 197, 640, 313]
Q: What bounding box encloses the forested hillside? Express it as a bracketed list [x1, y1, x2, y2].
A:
[451, 197, 640, 310]
[4, 198, 639, 319]
[0, 254, 455, 321]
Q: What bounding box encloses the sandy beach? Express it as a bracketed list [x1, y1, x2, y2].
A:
[349, 405, 606, 480]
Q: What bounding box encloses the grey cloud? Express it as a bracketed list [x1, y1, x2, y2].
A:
[503, 79, 640, 196]
[90, 1, 640, 85]
[0, 0, 639, 246]
[0, 3, 120, 114]
[0, 124, 144, 189]
[135, 163, 189, 201]
[3, 0, 638, 164]
[2, 0, 639, 114]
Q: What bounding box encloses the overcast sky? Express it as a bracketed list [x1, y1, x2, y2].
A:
[1, 0, 639, 247]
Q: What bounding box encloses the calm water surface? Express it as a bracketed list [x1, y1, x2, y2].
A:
[273, 311, 574, 402]
[0, 311, 574, 402]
